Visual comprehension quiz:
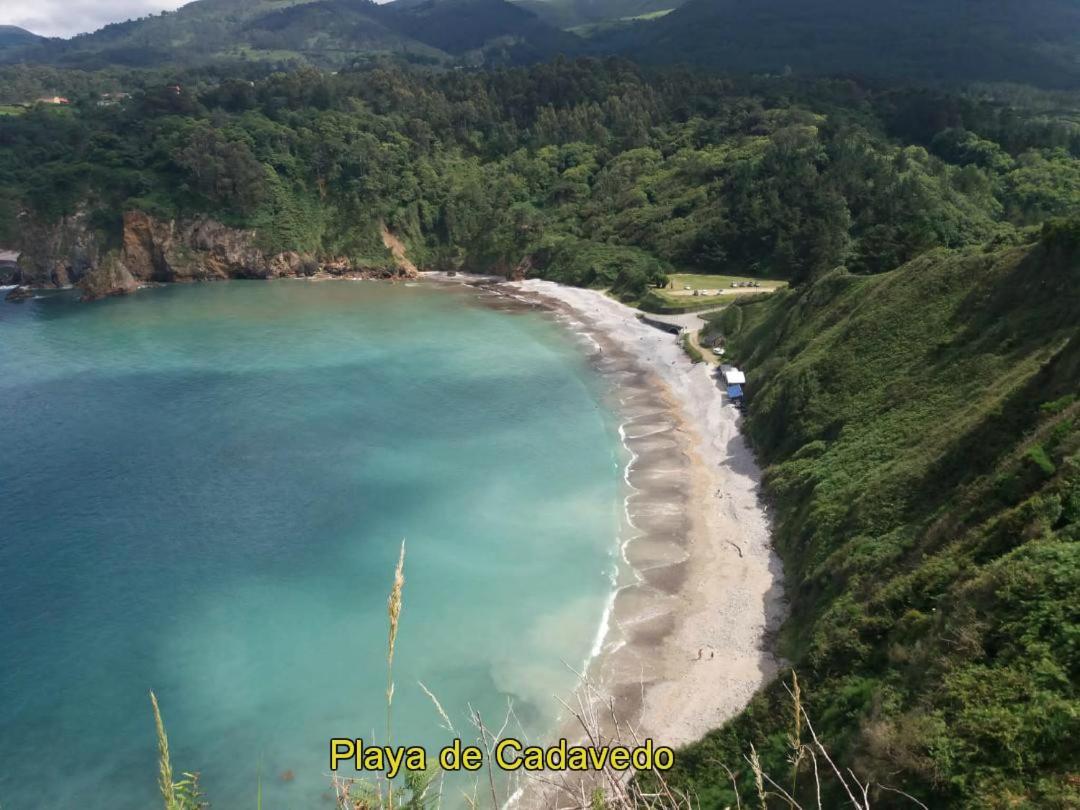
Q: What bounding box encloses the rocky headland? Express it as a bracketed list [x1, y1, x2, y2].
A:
[4, 210, 416, 302]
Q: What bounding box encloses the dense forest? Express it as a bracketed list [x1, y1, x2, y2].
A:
[1, 48, 1079, 809]
[2, 58, 1080, 300]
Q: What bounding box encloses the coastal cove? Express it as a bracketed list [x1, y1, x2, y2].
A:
[0, 274, 782, 807]
[0, 279, 625, 808]
[2, 18, 1078, 806]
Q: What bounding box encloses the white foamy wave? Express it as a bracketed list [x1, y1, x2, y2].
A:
[581, 418, 645, 674]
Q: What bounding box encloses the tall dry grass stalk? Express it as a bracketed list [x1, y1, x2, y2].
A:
[788, 671, 805, 798]
[150, 692, 205, 810]
[442, 665, 931, 810]
[419, 680, 456, 734]
[717, 672, 929, 810]
[749, 745, 767, 810]
[150, 690, 177, 810]
[387, 540, 406, 717]
[386, 540, 406, 809]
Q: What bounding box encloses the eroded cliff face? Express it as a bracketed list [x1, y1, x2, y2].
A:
[0, 250, 19, 286]
[15, 209, 103, 289]
[119, 212, 315, 282]
[12, 210, 416, 302]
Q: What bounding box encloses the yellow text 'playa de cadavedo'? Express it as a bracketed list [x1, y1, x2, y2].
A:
[330, 738, 675, 778]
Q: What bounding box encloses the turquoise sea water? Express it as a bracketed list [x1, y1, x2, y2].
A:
[0, 281, 623, 808]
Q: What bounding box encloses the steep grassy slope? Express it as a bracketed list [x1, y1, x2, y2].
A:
[615, 0, 1080, 88]
[669, 223, 1080, 807]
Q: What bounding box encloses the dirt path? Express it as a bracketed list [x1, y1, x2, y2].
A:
[688, 328, 722, 366]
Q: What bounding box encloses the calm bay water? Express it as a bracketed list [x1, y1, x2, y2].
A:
[0, 281, 623, 808]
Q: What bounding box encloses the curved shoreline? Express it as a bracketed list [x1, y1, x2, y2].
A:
[13, 272, 782, 751]
[431, 272, 785, 754]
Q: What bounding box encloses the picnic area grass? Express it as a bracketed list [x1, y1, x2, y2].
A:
[667, 272, 788, 292]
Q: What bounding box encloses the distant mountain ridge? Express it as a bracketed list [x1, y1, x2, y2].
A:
[613, 0, 1080, 88]
[0, 25, 44, 49]
[2, 0, 1080, 87]
[0, 0, 583, 68]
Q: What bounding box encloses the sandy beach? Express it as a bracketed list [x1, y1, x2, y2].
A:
[427, 272, 785, 754]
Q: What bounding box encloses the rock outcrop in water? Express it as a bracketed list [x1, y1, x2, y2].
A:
[14, 210, 417, 300]
[78, 252, 139, 302]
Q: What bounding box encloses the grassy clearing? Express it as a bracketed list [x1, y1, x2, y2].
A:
[637, 273, 788, 312]
[566, 9, 673, 37]
[667, 273, 788, 292]
[622, 9, 674, 20]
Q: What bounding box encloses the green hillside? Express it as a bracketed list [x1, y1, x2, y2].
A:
[383, 0, 583, 60]
[613, 0, 1080, 88]
[7, 0, 1080, 86]
[664, 223, 1080, 807]
[237, 0, 445, 63]
[2, 60, 1079, 300]
[3, 0, 326, 68]
[6, 60, 1080, 302]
